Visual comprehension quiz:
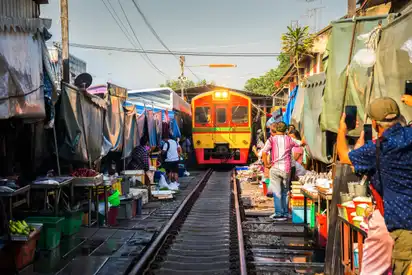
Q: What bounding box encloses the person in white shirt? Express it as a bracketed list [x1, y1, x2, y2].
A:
[162, 135, 182, 182]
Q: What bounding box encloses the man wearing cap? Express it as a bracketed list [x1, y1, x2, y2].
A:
[262, 121, 305, 221]
[337, 97, 412, 274]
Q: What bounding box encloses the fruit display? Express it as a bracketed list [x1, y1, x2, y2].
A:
[9, 220, 36, 236]
[71, 168, 98, 177]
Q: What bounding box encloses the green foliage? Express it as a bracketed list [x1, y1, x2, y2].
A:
[159, 79, 215, 91]
[244, 53, 290, 95]
[281, 25, 314, 84]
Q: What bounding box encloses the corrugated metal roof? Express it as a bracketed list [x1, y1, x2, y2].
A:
[0, 0, 39, 18]
[0, 16, 51, 32]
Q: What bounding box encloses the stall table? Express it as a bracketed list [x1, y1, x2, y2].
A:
[72, 175, 103, 227]
[31, 177, 73, 216]
[339, 216, 367, 274]
[0, 185, 31, 220]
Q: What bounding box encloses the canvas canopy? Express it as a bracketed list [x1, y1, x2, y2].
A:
[321, 15, 387, 135]
[302, 73, 331, 164]
[127, 87, 191, 116]
[103, 83, 126, 153]
[372, 10, 412, 123]
[56, 83, 107, 164]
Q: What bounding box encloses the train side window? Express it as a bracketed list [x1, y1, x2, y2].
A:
[232, 106, 248, 123]
[195, 107, 210, 124]
[216, 108, 226, 124]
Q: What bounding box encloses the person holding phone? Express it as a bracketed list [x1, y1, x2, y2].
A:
[337, 97, 412, 274]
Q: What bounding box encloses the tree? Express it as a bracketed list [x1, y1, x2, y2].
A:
[281, 25, 314, 85]
[159, 79, 214, 91]
[244, 53, 290, 95]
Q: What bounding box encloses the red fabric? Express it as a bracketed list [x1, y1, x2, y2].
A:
[370, 184, 384, 216]
[371, 137, 384, 216]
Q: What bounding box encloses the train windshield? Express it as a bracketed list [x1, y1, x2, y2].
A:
[232, 106, 248, 124]
[216, 107, 226, 124]
[195, 107, 210, 124]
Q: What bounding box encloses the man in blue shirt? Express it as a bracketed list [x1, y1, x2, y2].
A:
[337, 97, 412, 274]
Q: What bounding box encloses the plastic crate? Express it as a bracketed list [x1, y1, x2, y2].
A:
[25, 216, 64, 250]
[290, 197, 313, 208]
[291, 205, 315, 228]
[61, 211, 84, 236]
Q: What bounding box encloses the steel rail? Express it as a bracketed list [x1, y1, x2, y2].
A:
[233, 171, 248, 275]
[128, 169, 213, 275]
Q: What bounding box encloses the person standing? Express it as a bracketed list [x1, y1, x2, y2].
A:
[262, 122, 304, 221]
[337, 97, 412, 274]
[162, 135, 182, 183]
[181, 136, 193, 168]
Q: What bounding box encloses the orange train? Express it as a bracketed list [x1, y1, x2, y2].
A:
[191, 90, 252, 165]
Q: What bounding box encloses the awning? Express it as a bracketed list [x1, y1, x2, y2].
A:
[127, 87, 191, 115]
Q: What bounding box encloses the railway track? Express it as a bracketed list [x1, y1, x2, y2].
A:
[235, 179, 325, 275]
[128, 169, 247, 275]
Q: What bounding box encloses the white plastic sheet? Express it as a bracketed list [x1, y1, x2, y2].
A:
[401, 38, 412, 63]
[0, 31, 45, 119]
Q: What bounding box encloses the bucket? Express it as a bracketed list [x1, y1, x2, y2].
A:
[108, 206, 118, 226]
[354, 184, 367, 197]
[136, 198, 143, 215]
[340, 192, 353, 204]
[262, 181, 268, 196]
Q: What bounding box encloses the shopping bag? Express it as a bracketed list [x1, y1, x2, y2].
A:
[360, 209, 393, 275]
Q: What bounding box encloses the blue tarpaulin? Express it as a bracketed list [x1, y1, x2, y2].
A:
[283, 86, 298, 125]
[170, 118, 181, 139]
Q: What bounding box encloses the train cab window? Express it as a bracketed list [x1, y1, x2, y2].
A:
[232, 106, 248, 123]
[195, 107, 210, 124]
[216, 108, 226, 124]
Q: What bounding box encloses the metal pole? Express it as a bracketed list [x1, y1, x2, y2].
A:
[179, 56, 185, 99]
[60, 0, 70, 83]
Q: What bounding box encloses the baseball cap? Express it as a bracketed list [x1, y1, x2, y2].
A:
[276, 122, 287, 133]
[367, 97, 400, 122]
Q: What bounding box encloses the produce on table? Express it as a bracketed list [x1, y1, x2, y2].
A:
[71, 168, 98, 177]
[9, 220, 35, 236]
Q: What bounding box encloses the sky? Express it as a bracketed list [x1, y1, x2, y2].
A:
[40, 0, 346, 90]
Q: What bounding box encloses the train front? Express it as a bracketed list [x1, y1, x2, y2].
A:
[191, 90, 252, 165]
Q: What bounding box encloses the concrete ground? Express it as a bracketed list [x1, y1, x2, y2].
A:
[20, 171, 206, 275]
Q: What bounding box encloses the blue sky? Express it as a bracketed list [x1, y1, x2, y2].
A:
[40, 0, 346, 90]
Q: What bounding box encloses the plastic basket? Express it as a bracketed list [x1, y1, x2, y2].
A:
[25, 216, 64, 250]
[61, 211, 84, 236]
[108, 190, 120, 207]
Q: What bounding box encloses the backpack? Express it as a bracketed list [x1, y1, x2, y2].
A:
[161, 140, 170, 162]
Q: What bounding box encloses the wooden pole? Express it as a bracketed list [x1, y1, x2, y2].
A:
[348, 0, 357, 18]
[61, 0, 70, 83]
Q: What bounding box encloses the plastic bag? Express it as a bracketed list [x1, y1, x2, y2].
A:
[401, 38, 412, 63]
[158, 174, 170, 189]
[353, 48, 377, 68]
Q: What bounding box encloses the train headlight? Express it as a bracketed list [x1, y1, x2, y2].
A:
[243, 140, 248, 145]
[222, 91, 228, 98]
[196, 140, 201, 145]
[215, 91, 222, 98]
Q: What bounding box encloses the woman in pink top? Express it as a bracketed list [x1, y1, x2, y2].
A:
[289, 130, 304, 164]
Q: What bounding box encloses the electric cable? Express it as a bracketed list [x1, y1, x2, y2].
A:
[68, 43, 283, 57]
[100, 0, 169, 79]
[117, 0, 169, 78]
[131, 0, 202, 81]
